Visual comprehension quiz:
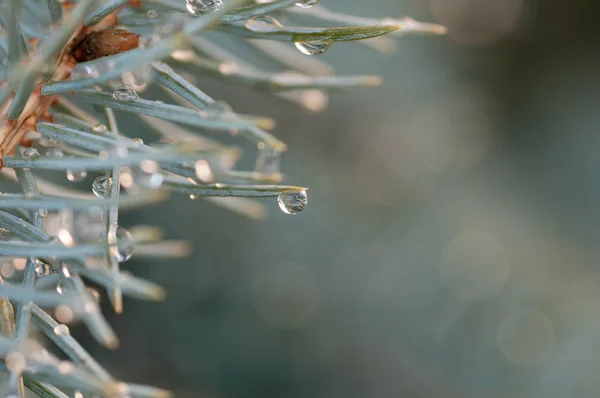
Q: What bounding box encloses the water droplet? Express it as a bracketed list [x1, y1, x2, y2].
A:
[56, 280, 64, 294]
[189, 194, 198, 200]
[255, 144, 281, 173]
[38, 208, 48, 217]
[295, 0, 319, 8]
[71, 63, 100, 80]
[113, 226, 135, 262]
[132, 137, 144, 146]
[186, 0, 222, 15]
[278, 190, 307, 215]
[21, 147, 39, 160]
[146, 9, 160, 19]
[34, 260, 47, 277]
[245, 15, 283, 30]
[66, 169, 87, 182]
[92, 124, 107, 134]
[112, 85, 138, 102]
[294, 41, 331, 56]
[46, 147, 63, 157]
[53, 324, 70, 336]
[92, 176, 112, 198]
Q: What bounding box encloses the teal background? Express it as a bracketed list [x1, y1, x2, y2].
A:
[69, 1, 600, 397]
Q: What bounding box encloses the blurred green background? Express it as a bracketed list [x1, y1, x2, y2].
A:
[73, 0, 600, 397]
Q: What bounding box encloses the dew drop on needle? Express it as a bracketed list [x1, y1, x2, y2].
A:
[294, 41, 332, 56]
[278, 190, 308, 215]
[113, 85, 138, 102]
[295, 0, 319, 8]
[186, 0, 223, 15]
[92, 176, 112, 198]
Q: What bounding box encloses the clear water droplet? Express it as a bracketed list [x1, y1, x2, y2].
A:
[46, 147, 63, 157]
[146, 9, 160, 19]
[21, 147, 39, 160]
[245, 15, 283, 30]
[66, 169, 87, 182]
[86, 287, 101, 303]
[189, 194, 198, 200]
[71, 63, 100, 80]
[255, 144, 281, 174]
[295, 0, 319, 8]
[92, 176, 112, 198]
[112, 226, 135, 262]
[294, 41, 331, 56]
[38, 209, 48, 218]
[278, 190, 307, 215]
[112, 85, 138, 102]
[92, 124, 107, 134]
[56, 280, 64, 294]
[53, 324, 70, 336]
[132, 137, 144, 146]
[34, 260, 47, 277]
[186, 0, 223, 15]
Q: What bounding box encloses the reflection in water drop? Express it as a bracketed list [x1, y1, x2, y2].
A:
[112, 85, 138, 102]
[497, 308, 554, 366]
[245, 15, 283, 30]
[295, 0, 319, 8]
[278, 190, 308, 215]
[186, 0, 222, 15]
[21, 147, 39, 160]
[92, 176, 112, 198]
[294, 41, 332, 56]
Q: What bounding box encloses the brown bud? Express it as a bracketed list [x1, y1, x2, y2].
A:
[71, 29, 140, 63]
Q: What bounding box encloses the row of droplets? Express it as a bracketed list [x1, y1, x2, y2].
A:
[186, 0, 319, 15]
[25, 136, 307, 214]
[185, 0, 331, 56]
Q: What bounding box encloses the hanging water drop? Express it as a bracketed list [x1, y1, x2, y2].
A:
[294, 41, 331, 56]
[21, 147, 39, 160]
[245, 15, 283, 30]
[66, 169, 87, 182]
[186, 0, 223, 15]
[295, 0, 319, 8]
[92, 176, 112, 198]
[114, 226, 135, 262]
[38, 208, 48, 217]
[278, 190, 308, 215]
[113, 85, 138, 102]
